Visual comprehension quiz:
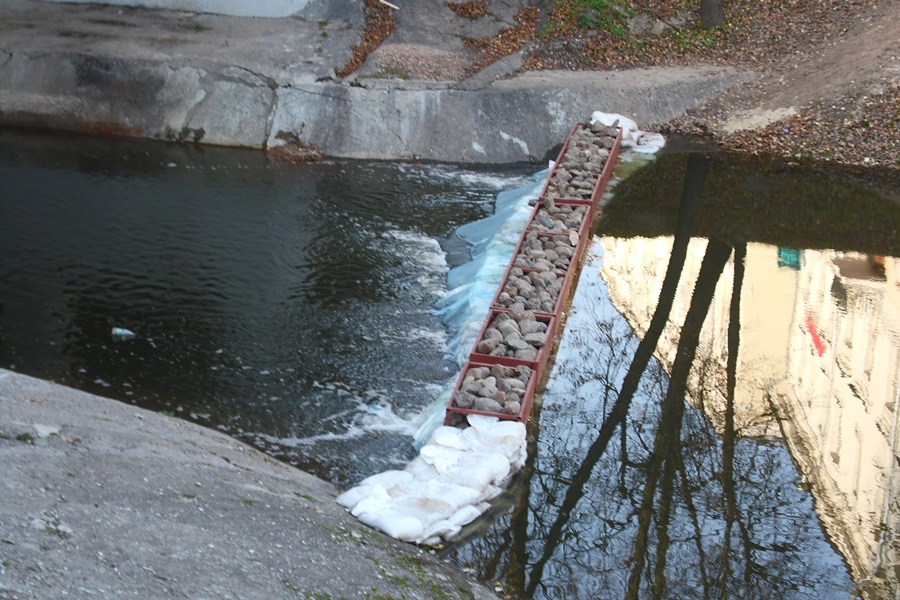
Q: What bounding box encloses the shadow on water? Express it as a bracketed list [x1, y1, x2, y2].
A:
[445, 150, 900, 599]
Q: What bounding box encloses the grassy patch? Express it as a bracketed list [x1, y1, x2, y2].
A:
[395, 554, 452, 599]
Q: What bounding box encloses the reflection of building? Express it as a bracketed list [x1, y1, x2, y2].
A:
[600, 236, 900, 598]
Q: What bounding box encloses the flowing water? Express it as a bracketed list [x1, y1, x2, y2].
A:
[2, 129, 899, 598]
[0, 129, 535, 484]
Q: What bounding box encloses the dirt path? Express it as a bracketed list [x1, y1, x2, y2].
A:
[719, 0, 900, 132]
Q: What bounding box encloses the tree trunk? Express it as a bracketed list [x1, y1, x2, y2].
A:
[701, 0, 726, 28]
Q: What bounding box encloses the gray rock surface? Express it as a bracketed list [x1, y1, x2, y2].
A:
[0, 0, 753, 162]
[0, 369, 495, 600]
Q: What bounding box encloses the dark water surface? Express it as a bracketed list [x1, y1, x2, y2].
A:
[0, 129, 534, 484]
[446, 152, 900, 599]
[3, 129, 899, 598]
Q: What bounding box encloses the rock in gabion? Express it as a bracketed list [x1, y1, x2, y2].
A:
[450, 120, 622, 425]
[544, 125, 618, 201]
[451, 363, 533, 416]
[495, 264, 564, 313]
[529, 203, 587, 234]
[499, 200, 587, 313]
[474, 310, 549, 361]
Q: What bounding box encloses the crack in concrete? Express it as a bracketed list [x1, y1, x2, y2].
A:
[392, 103, 414, 159]
[263, 89, 279, 149]
[292, 84, 352, 103]
[0, 50, 12, 71]
[218, 65, 277, 90]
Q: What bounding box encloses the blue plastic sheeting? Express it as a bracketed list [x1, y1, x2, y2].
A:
[436, 168, 550, 366]
[412, 168, 549, 446]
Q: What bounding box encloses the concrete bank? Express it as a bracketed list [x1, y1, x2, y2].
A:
[0, 369, 497, 600]
[0, 0, 751, 163]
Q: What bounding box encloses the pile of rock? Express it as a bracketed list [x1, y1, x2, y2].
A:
[495, 266, 564, 313]
[528, 201, 587, 235]
[451, 363, 534, 418]
[473, 310, 549, 362]
[499, 201, 587, 312]
[544, 123, 618, 201]
[446, 119, 622, 426]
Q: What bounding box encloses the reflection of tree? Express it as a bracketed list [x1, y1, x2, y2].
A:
[446, 156, 854, 598]
[720, 242, 747, 594]
[626, 239, 732, 598]
[524, 155, 711, 598]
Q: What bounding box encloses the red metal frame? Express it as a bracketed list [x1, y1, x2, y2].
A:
[445, 361, 539, 423]
[444, 122, 623, 426]
[468, 308, 555, 368]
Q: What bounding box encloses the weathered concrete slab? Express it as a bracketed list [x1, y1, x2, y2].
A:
[0, 0, 752, 161]
[0, 369, 495, 600]
[269, 66, 747, 162]
[45, 0, 315, 18]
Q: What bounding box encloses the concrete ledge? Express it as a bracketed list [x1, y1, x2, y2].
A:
[0, 45, 749, 161]
[44, 0, 315, 18]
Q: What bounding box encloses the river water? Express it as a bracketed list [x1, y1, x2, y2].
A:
[2, 129, 899, 598]
[0, 129, 535, 484]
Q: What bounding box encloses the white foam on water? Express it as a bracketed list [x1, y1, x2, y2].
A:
[259, 391, 433, 449]
[395, 163, 532, 191]
[380, 229, 450, 300]
[379, 326, 448, 347]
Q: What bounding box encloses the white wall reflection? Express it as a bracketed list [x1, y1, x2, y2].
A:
[601, 236, 900, 595]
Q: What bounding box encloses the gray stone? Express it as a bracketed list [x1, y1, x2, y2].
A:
[468, 367, 490, 379]
[505, 377, 526, 391]
[490, 365, 515, 379]
[496, 319, 520, 337]
[519, 320, 547, 335]
[481, 382, 499, 398]
[462, 379, 482, 394]
[472, 398, 503, 414]
[503, 401, 521, 416]
[454, 390, 477, 409]
[489, 344, 508, 357]
[507, 338, 531, 352]
[514, 347, 539, 361]
[476, 337, 500, 354]
[524, 298, 542, 310]
[524, 332, 548, 347]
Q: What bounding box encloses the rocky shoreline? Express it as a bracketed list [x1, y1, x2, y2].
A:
[0, 370, 496, 599]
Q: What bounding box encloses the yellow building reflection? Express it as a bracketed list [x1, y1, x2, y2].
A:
[600, 237, 900, 596]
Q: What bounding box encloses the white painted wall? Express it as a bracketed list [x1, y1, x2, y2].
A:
[45, 0, 314, 18]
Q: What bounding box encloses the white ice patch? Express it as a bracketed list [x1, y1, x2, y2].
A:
[336, 414, 526, 544]
[590, 111, 666, 154]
